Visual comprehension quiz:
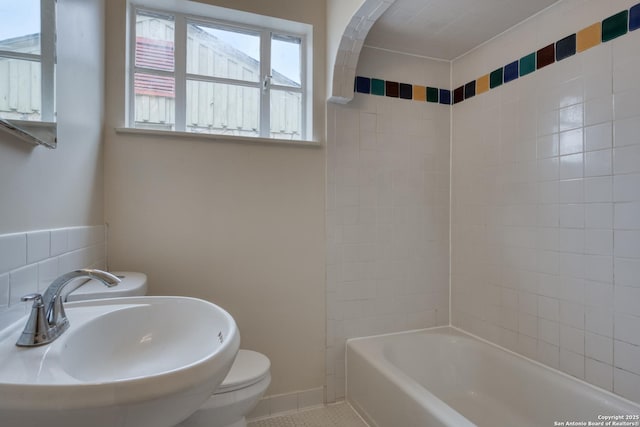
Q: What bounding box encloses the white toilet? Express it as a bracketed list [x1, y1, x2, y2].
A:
[67, 272, 271, 427]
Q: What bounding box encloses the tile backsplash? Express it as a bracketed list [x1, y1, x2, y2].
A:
[452, 0, 640, 404]
[326, 47, 451, 402]
[0, 226, 106, 329]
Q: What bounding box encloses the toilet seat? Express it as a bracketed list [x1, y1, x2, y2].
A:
[215, 350, 270, 393]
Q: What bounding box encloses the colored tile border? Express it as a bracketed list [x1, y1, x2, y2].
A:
[353, 3, 640, 107]
[631, 4, 640, 31]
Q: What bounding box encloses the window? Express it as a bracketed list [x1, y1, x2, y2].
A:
[129, 3, 310, 141]
[0, 0, 56, 123]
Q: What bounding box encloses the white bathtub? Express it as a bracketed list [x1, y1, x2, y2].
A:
[347, 327, 640, 427]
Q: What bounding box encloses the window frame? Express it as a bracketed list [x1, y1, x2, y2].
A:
[128, 4, 309, 141]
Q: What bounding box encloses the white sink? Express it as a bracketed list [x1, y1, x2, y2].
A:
[0, 296, 240, 427]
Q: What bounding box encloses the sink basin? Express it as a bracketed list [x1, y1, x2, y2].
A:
[0, 296, 240, 427]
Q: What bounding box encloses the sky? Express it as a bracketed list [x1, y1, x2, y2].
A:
[0, 0, 40, 42]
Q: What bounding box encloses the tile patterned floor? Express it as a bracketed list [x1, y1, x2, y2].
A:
[248, 402, 369, 427]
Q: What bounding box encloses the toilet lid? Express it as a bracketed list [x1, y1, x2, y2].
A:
[216, 350, 270, 393]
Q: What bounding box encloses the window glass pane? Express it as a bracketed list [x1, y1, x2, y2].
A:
[133, 72, 175, 130]
[187, 23, 259, 82]
[186, 80, 259, 136]
[0, 0, 41, 55]
[0, 57, 41, 121]
[135, 10, 175, 72]
[271, 34, 301, 88]
[270, 89, 301, 139]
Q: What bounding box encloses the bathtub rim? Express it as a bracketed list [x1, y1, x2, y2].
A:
[345, 325, 640, 411]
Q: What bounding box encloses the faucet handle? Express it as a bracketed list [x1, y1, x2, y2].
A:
[21, 293, 44, 305]
[16, 293, 50, 347]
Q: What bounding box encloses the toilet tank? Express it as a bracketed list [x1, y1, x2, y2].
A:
[65, 272, 148, 302]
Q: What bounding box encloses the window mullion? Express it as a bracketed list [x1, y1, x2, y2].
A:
[174, 13, 187, 132]
[259, 29, 271, 138]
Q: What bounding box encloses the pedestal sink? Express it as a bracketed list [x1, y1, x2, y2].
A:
[0, 296, 240, 427]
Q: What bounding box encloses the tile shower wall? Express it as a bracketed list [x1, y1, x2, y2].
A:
[452, 0, 640, 404]
[0, 226, 106, 329]
[326, 48, 450, 402]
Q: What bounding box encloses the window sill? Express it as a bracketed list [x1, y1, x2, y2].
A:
[115, 127, 322, 148]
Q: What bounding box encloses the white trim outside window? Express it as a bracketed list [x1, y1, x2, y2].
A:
[127, 1, 313, 142]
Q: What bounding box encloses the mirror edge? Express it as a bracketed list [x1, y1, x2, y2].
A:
[0, 119, 57, 149]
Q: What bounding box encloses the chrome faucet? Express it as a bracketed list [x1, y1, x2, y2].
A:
[15, 269, 121, 347]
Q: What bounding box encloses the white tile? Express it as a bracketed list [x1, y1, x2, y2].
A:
[585, 308, 613, 337]
[538, 318, 560, 346]
[50, 229, 68, 257]
[559, 179, 583, 204]
[614, 368, 640, 403]
[615, 313, 640, 346]
[537, 341, 560, 369]
[614, 145, 640, 174]
[560, 348, 585, 379]
[0, 233, 27, 274]
[584, 176, 612, 203]
[614, 230, 640, 258]
[537, 205, 559, 227]
[0, 274, 9, 307]
[584, 229, 613, 256]
[585, 203, 613, 229]
[585, 122, 612, 152]
[584, 255, 613, 284]
[58, 250, 85, 273]
[614, 116, 640, 148]
[614, 340, 640, 376]
[538, 296, 559, 321]
[585, 281, 613, 307]
[584, 95, 612, 126]
[615, 202, 640, 230]
[9, 264, 38, 306]
[558, 252, 584, 279]
[518, 313, 537, 338]
[537, 134, 559, 159]
[558, 228, 584, 254]
[615, 257, 640, 288]
[559, 103, 583, 131]
[585, 358, 613, 391]
[614, 89, 640, 120]
[559, 154, 583, 180]
[584, 149, 611, 177]
[559, 129, 583, 155]
[68, 227, 93, 251]
[38, 258, 59, 293]
[537, 109, 558, 136]
[537, 158, 559, 181]
[560, 324, 585, 355]
[559, 204, 584, 228]
[586, 332, 613, 364]
[27, 231, 50, 264]
[615, 286, 640, 317]
[614, 174, 640, 202]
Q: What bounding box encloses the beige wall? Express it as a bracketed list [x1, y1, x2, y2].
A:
[104, 0, 326, 396]
[0, 0, 105, 235]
